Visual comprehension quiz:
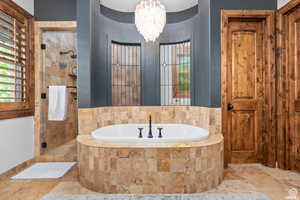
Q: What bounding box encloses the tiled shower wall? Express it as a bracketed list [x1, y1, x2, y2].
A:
[78, 106, 221, 136]
[41, 31, 78, 153]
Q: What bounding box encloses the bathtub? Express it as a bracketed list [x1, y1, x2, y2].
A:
[91, 124, 209, 143]
[77, 124, 224, 194]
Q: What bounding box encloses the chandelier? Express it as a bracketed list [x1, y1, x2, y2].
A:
[135, 0, 166, 42]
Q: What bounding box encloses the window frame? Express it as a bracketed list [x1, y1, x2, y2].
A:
[160, 41, 192, 106]
[0, 0, 34, 119]
[111, 41, 142, 106]
[172, 54, 191, 99]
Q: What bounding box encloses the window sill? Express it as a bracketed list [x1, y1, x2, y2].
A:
[0, 109, 34, 120]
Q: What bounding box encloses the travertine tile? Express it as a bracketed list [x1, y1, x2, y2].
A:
[78, 107, 221, 136]
[77, 138, 224, 194]
[2, 155, 299, 200]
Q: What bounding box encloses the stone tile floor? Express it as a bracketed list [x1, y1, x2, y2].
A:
[41, 193, 271, 200]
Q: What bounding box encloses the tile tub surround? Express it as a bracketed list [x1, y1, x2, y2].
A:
[78, 106, 221, 136]
[77, 134, 224, 194]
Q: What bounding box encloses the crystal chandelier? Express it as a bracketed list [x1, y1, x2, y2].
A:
[135, 0, 166, 42]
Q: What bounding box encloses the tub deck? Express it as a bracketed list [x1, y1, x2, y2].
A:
[77, 134, 224, 194]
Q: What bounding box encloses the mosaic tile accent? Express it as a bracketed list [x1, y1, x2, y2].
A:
[77, 139, 224, 194]
[78, 107, 221, 136]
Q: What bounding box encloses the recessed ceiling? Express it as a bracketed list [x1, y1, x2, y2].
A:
[100, 0, 198, 12]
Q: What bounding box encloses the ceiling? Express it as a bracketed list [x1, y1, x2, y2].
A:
[100, 0, 198, 12]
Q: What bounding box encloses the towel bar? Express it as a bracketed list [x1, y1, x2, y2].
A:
[46, 86, 77, 89]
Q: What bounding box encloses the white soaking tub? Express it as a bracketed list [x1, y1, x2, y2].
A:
[91, 124, 209, 143]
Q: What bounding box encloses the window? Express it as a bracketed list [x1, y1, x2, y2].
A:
[111, 42, 141, 106]
[160, 41, 191, 106]
[0, 0, 34, 119]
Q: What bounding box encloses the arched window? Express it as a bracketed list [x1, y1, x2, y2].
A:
[160, 41, 191, 106]
[111, 42, 141, 106]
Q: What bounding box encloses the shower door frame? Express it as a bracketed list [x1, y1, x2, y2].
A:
[34, 21, 77, 156]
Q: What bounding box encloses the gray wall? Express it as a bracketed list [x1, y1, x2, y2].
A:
[77, 0, 206, 107]
[197, 0, 211, 107]
[77, 0, 94, 108]
[77, 0, 277, 108]
[34, 0, 76, 21]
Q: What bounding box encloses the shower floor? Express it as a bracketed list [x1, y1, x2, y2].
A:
[0, 143, 299, 200]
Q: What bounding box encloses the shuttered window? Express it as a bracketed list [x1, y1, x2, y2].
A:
[0, 0, 34, 119]
[0, 10, 27, 103]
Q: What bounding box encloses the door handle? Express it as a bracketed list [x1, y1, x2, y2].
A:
[227, 104, 234, 111]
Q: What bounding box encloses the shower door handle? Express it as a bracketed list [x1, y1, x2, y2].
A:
[227, 104, 234, 111]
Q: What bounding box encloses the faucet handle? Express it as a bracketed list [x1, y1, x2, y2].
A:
[138, 128, 143, 138]
[158, 128, 163, 138]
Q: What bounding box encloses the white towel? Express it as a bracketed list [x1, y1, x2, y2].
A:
[48, 86, 68, 121]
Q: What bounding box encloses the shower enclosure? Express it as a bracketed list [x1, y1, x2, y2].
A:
[35, 22, 78, 155]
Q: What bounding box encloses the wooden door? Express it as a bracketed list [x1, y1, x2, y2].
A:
[278, 0, 300, 172]
[221, 11, 276, 165]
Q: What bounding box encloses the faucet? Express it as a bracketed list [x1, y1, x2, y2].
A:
[148, 115, 153, 138]
[138, 128, 143, 138]
[158, 128, 163, 138]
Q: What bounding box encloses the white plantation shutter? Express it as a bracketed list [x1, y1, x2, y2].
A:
[0, 0, 34, 119]
[0, 10, 27, 102]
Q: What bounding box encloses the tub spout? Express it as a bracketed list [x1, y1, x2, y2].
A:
[148, 115, 153, 138]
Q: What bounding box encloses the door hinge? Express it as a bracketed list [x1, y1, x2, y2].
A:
[41, 43, 46, 50]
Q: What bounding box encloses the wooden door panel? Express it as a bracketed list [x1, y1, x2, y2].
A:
[222, 10, 276, 166]
[296, 20, 300, 100]
[232, 31, 257, 100]
[228, 20, 263, 163]
[295, 100, 300, 112]
[277, 0, 300, 170]
[296, 113, 300, 161]
[288, 6, 300, 171]
[231, 111, 255, 152]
